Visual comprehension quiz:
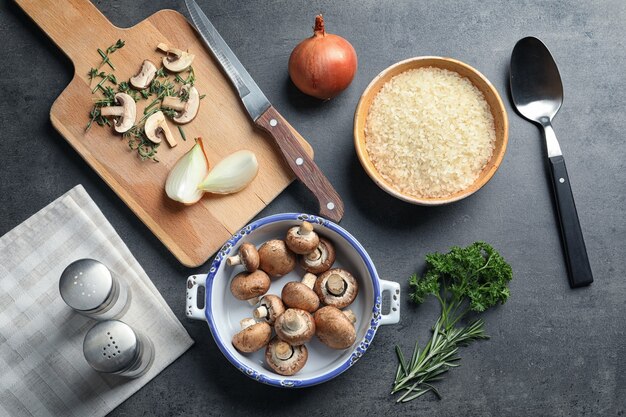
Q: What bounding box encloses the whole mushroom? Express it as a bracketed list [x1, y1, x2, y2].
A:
[230, 270, 270, 305]
[258, 240, 297, 278]
[314, 306, 357, 349]
[274, 308, 315, 346]
[281, 273, 320, 313]
[253, 294, 285, 325]
[285, 221, 319, 255]
[232, 318, 271, 353]
[314, 268, 358, 309]
[226, 242, 259, 272]
[99, 92, 136, 133]
[265, 336, 308, 376]
[299, 237, 336, 274]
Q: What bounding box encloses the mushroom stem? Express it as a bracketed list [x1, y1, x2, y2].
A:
[343, 310, 357, 324]
[301, 273, 316, 289]
[299, 221, 314, 235]
[282, 310, 303, 332]
[240, 317, 256, 329]
[162, 96, 187, 112]
[253, 305, 269, 320]
[100, 106, 124, 117]
[274, 341, 294, 360]
[247, 296, 260, 306]
[226, 254, 241, 266]
[326, 273, 347, 296]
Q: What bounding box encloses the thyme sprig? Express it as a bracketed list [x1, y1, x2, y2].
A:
[97, 39, 125, 70]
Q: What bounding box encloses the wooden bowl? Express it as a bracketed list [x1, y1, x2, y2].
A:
[353, 57, 508, 205]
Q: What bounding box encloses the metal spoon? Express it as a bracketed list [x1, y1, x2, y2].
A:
[510, 36, 593, 288]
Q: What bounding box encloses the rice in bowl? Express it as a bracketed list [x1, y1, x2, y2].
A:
[364, 67, 496, 199]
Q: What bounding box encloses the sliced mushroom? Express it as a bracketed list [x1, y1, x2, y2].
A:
[258, 239, 297, 278]
[99, 92, 136, 133]
[314, 268, 358, 309]
[161, 86, 200, 124]
[157, 42, 195, 72]
[274, 308, 315, 346]
[299, 237, 336, 274]
[144, 111, 177, 147]
[130, 60, 157, 89]
[314, 306, 357, 350]
[230, 270, 270, 305]
[232, 318, 271, 353]
[285, 221, 320, 255]
[253, 294, 285, 325]
[281, 273, 320, 313]
[226, 242, 259, 272]
[265, 336, 308, 376]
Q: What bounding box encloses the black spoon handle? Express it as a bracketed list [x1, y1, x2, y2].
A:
[548, 155, 593, 287]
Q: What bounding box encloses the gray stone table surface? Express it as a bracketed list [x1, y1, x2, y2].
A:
[1, 0, 624, 415]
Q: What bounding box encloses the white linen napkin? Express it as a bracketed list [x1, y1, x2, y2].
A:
[0, 185, 194, 417]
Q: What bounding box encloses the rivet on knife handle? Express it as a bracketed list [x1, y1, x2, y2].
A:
[256, 106, 344, 222]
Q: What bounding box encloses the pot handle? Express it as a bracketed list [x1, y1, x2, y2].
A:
[186, 274, 208, 321]
[379, 279, 401, 325]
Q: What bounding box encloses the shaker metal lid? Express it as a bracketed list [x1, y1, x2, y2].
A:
[83, 320, 139, 373]
[59, 259, 113, 311]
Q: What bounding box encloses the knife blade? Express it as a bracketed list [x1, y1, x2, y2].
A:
[185, 0, 344, 222]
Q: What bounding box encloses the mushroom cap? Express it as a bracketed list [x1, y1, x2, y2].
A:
[265, 336, 308, 376]
[130, 60, 157, 89]
[258, 239, 297, 278]
[227, 242, 259, 272]
[253, 294, 285, 325]
[274, 308, 315, 346]
[314, 306, 357, 350]
[314, 268, 358, 309]
[281, 282, 320, 313]
[232, 321, 271, 353]
[285, 222, 320, 255]
[230, 270, 270, 301]
[299, 237, 336, 274]
[162, 51, 195, 73]
[173, 86, 200, 124]
[106, 93, 136, 133]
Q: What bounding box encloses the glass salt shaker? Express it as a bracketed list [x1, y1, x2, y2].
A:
[83, 320, 155, 378]
[59, 259, 130, 320]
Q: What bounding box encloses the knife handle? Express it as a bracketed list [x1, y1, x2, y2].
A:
[256, 106, 344, 222]
[548, 155, 593, 288]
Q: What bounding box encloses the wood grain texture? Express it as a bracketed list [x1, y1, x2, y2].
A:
[14, 0, 313, 267]
[256, 106, 344, 222]
[353, 56, 508, 206]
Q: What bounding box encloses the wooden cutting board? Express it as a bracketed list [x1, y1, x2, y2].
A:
[15, 0, 313, 267]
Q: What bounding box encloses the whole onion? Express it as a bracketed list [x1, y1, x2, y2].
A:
[288, 15, 358, 100]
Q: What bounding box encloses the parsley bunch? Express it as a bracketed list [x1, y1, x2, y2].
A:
[392, 242, 512, 402]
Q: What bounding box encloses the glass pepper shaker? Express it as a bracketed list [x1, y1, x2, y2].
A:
[59, 259, 130, 320]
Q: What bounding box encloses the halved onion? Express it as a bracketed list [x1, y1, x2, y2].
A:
[198, 150, 258, 194]
[165, 138, 209, 204]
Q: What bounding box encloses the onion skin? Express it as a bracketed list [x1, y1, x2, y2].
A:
[288, 15, 357, 100]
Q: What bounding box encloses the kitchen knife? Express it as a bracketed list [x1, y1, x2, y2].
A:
[185, 0, 344, 222]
